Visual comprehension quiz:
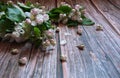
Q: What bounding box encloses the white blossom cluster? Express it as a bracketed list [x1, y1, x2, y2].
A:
[59, 2, 85, 24]
[12, 8, 50, 38]
[25, 8, 49, 26]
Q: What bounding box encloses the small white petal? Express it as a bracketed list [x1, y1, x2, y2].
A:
[60, 40, 67, 46]
[25, 12, 31, 17]
[64, 32, 71, 36]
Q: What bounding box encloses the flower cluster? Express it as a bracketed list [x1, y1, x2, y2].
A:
[49, 2, 94, 26]
[58, 2, 84, 24]
[25, 8, 49, 26]
[0, 1, 56, 49]
[14, 8, 55, 48]
[0, 1, 94, 50]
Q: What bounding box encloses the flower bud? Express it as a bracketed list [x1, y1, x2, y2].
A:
[25, 19, 31, 24]
[62, 18, 68, 24]
[72, 9, 76, 12]
[59, 14, 64, 18]
[77, 44, 85, 50]
[50, 39, 56, 46]
[75, 4, 80, 11]
[11, 48, 19, 55]
[96, 26, 103, 31]
[77, 18, 82, 23]
[43, 40, 51, 46]
[7, 1, 13, 5]
[19, 57, 27, 65]
[60, 55, 67, 62]
[77, 29, 82, 35]
[31, 8, 41, 15]
[56, 27, 60, 32]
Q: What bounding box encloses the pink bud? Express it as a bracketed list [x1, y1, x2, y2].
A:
[25, 19, 31, 24]
[75, 4, 80, 11]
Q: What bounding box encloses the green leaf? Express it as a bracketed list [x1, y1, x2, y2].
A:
[49, 6, 72, 20]
[6, 4, 26, 22]
[0, 2, 7, 11]
[67, 19, 79, 27]
[81, 14, 95, 25]
[0, 18, 14, 36]
[17, 2, 31, 12]
[48, 13, 59, 20]
[34, 27, 41, 37]
[82, 18, 95, 25]
[59, 6, 72, 14]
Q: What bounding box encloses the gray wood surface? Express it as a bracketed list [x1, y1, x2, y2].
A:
[0, 0, 120, 78]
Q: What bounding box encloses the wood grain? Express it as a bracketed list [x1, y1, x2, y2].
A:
[0, 0, 120, 78]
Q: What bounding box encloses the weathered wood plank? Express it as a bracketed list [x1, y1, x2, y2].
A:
[58, 0, 120, 78]
[0, 0, 120, 78]
[0, 0, 58, 78]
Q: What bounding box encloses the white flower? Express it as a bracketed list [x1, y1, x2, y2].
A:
[12, 31, 20, 37]
[75, 4, 80, 11]
[43, 14, 49, 21]
[31, 8, 42, 15]
[25, 12, 31, 17]
[36, 14, 44, 24]
[36, 18, 43, 24]
[36, 14, 44, 19]
[31, 21, 37, 26]
[25, 19, 31, 24]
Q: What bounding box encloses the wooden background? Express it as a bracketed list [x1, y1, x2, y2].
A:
[0, 0, 120, 78]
